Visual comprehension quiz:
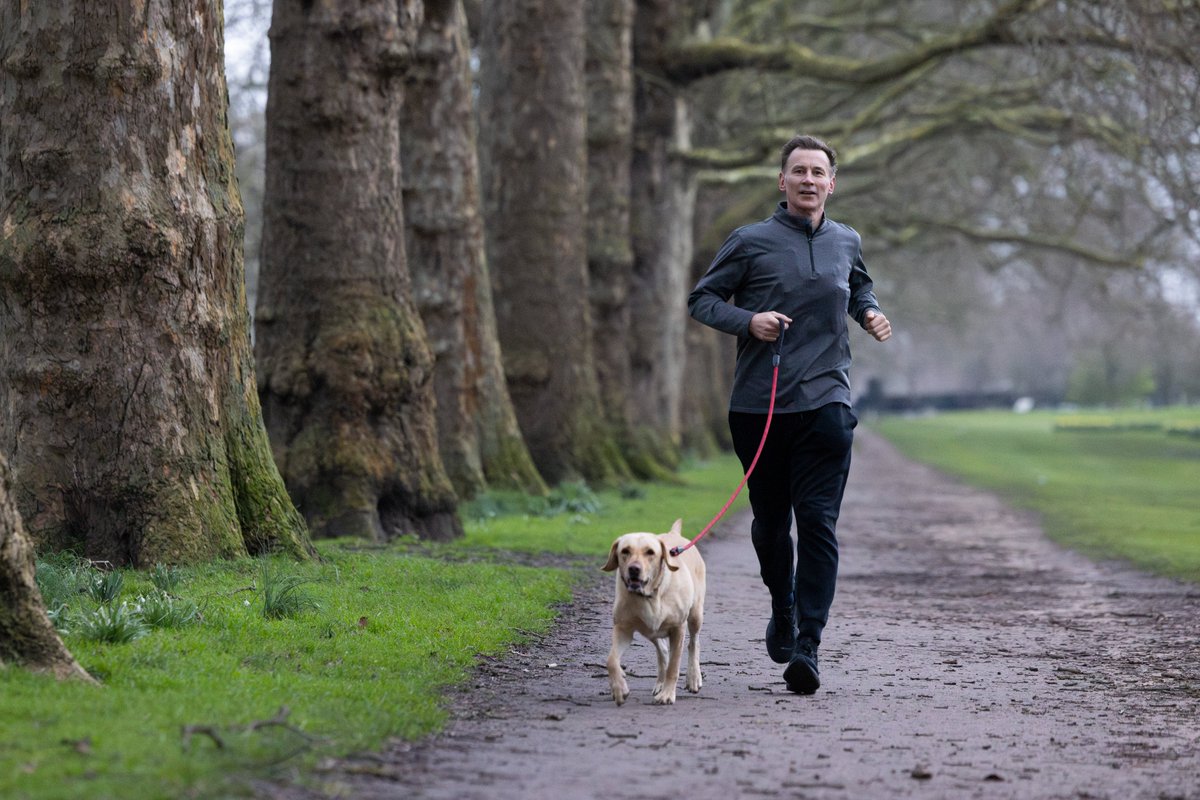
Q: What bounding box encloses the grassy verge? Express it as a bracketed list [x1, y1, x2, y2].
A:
[3, 453, 747, 800]
[460, 454, 748, 555]
[872, 407, 1200, 582]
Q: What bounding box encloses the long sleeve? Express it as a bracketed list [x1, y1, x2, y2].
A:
[688, 231, 756, 338]
[848, 246, 881, 328]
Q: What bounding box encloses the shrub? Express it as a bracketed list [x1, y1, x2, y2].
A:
[35, 554, 87, 611]
[75, 603, 149, 644]
[150, 563, 183, 594]
[137, 592, 200, 628]
[259, 562, 319, 620]
[86, 569, 125, 604]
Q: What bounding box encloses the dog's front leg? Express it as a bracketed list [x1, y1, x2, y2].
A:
[686, 623, 703, 693]
[651, 636, 669, 696]
[652, 627, 685, 705]
[607, 627, 634, 705]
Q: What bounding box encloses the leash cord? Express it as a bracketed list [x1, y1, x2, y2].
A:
[670, 321, 784, 557]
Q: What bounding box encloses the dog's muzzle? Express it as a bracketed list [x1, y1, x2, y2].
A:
[622, 567, 652, 596]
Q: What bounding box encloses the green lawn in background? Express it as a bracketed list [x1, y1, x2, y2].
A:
[2, 453, 748, 800]
[871, 406, 1200, 582]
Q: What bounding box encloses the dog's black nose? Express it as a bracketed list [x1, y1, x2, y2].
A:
[627, 565, 641, 578]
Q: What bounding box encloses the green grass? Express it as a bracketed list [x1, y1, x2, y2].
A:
[872, 407, 1200, 582]
[3, 453, 749, 800]
[461, 455, 748, 555]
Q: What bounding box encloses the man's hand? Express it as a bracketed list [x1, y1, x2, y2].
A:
[864, 309, 892, 342]
[749, 311, 791, 342]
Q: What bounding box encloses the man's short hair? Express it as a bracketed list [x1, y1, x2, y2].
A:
[780, 135, 837, 174]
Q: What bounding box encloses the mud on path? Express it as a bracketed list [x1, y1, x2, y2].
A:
[275, 430, 1200, 799]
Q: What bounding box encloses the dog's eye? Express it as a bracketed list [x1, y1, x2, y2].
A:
[645, 548, 655, 556]
[620, 547, 631, 556]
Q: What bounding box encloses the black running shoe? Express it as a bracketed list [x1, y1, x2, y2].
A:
[765, 605, 796, 664]
[784, 638, 820, 694]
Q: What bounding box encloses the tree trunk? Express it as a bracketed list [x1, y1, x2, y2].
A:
[478, 0, 626, 485]
[256, 0, 460, 541]
[628, 0, 702, 472]
[681, 184, 735, 456]
[0, 0, 311, 566]
[686, 183, 739, 455]
[586, 0, 646, 479]
[0, 456, 93, 682]
[402, 0, 546, 497]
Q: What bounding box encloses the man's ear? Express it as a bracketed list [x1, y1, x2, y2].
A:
[602, 539, 621, 572]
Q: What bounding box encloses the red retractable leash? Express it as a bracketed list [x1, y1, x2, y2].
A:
[670, 318, 786, 557]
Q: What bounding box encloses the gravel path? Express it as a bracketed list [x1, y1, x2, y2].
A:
[279, 429, 1200, 799]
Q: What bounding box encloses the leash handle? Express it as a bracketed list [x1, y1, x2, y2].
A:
[773, 318, 786, 365]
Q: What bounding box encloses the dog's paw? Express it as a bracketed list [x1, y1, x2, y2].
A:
[611, 679, 630, 706]
[652, 687, 677, 705]
[686, 672, 702, 693]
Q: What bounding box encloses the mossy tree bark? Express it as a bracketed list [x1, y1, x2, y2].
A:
[402, 0, 546, 498]
[0, 456, 93, 682]
[680, 183, 737, 458]
[0, 0, 312, 566]
[256, 0, 460, 541]
[586, 0, 652, 480]
[478, 0, 627, 485]
[627, 0, 708, 474]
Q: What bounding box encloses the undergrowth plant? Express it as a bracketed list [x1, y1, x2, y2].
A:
[259, 561, 320, 619]
[150, 563, 182, 593]
[137, 592, 201, 628]
[462, 480, 604, 522]
[74, 602, 149, 644]
[34, 554, 86, 611]
[85, 569, 124, 604]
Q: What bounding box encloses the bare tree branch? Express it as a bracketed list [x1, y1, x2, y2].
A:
[683, 102, 1135, 173]
[662, 0, 1050, 85]
[908, 218, 1145, 269]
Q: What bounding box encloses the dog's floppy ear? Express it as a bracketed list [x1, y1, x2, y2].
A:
[602, 538, 621, 572]
[660, 538, 681, 572]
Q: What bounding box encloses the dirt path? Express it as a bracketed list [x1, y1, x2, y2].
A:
[281, 430, 1200, 799]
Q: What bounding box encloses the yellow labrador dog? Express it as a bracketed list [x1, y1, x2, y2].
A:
[602, 519, 706, 705]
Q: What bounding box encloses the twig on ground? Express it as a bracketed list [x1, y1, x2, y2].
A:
[181, 706, 321, 753]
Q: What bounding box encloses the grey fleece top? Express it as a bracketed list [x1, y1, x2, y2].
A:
[688, 202, 882, 414]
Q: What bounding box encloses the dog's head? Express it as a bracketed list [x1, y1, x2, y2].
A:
[602, 531, 680, 597]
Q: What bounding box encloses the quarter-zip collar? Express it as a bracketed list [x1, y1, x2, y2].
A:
[773, 201, 823, 278]
[772, 201, 825, 235]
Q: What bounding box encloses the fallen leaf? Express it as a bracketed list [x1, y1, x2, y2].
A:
[62, 737, 92, 756]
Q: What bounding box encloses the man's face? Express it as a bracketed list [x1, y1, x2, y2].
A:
[779, 148, 835, 220]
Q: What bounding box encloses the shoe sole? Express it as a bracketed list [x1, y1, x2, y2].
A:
[783, 657, 820, 695]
